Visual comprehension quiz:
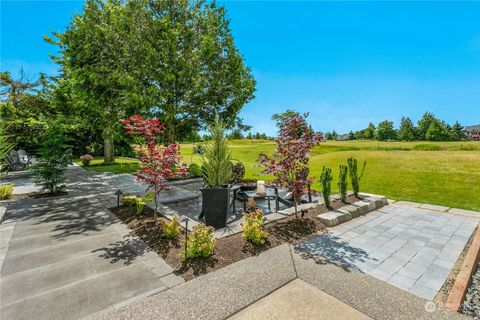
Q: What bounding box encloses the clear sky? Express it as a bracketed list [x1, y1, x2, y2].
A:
[2, 1, 479, 135]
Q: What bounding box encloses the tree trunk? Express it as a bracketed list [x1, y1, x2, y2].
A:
[293, 194, 298, 219]
[166, 118, 175, 144]
[103, 126, 115, 163]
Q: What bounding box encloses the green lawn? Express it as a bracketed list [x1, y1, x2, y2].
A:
[74, 157, 140, 174]
[76, 140, 480, 211]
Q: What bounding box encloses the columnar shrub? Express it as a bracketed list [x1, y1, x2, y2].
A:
[320, 166, 333, 208]
[182, 224, 217, 260]
[347, 157, 366, 197]
[0, 184, 13, 200]
[161, 215, 181, 238]
[338, 164, 348, 202]
[241, 210, 268, 245]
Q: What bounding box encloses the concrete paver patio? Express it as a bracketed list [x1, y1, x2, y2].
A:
[298, 203, 479, 300]
[0, 167, 184, 320]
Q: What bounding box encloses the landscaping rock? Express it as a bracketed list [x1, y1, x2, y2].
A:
[366, 196, 387, 209]
[352, 201, 371, 215]
[317, 211, 343, 227]
[341, 205, 361, 218]
[335, 209, 352, 223]
[317, 210, 352, 227]
[462, 262, 480, 318]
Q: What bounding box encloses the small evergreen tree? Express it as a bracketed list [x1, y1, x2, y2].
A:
[32, 122, 71, 194]
[320, 166, 333, 208]
[347, 157, 366, 197]
[202, 116, 232, 188]
[364, 123, 376, 139]
[338, 164, 348, 202]
[450, 121, 466, 141]
[398, 117, 416, 141]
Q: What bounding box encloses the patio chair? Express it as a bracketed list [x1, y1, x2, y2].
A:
[17, 149, 32, 166]
[4, 152, 26, 171]
[275, 168, 314, 208]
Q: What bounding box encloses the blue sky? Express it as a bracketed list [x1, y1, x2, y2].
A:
[2, 1, 479, 135]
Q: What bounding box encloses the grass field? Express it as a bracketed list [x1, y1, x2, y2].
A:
[76, 140, 480, 211]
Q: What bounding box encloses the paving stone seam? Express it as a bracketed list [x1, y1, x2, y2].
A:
[0, 261, 166, 309]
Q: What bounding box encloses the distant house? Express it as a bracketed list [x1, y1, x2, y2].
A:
[465, 125, 480, 141]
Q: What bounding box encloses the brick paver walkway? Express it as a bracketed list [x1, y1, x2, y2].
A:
[298, 203, 479, 300]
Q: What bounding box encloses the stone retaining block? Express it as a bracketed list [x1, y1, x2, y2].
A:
[317, 194, 387, 228]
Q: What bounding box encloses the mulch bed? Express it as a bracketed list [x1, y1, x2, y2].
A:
[109, 194, 362, 281]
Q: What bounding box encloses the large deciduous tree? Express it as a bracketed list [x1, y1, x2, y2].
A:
[50, 0, 255, 163]
[145, 0, 255, 143]
[47, 0, 149, 163]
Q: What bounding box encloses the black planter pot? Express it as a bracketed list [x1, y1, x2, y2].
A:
[201, 187, 230, 229]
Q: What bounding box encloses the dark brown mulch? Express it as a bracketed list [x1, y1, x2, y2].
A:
[109, 194, 362, 281]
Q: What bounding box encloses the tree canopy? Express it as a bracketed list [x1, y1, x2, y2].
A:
[48, 0, 255, 162]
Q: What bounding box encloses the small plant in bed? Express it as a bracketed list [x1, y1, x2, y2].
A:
[161, 215, 181, 238]
[0, 184, 13, 200]
[182, 224, 217, 260]
[122, 193, 153, 216]
[241, 209, 268, 245]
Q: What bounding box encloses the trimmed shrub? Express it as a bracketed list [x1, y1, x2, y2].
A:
[161, 215, 180, 238]
[182, 223, 216, 260]
[0, 184, 13, 200]
[187, 163, 202, 177]
[192, 144, 205, 155]
[241, 209, 268, 245]
[338, 164, 348, 203]
[320, 166, 333, 208]
[80, 154, 94, 166]
[347, 157, 366, 197]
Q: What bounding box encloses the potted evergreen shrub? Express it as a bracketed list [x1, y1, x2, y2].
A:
[201, 117, 232, 229]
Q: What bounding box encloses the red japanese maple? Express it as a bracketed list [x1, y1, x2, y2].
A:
[258, 113, 320, 217]
[121, 115, 187, 216]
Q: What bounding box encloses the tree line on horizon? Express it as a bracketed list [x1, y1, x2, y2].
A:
[324, 112, 468, 142]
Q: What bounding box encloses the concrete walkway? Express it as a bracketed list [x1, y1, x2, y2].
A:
[0, 167, 183, 320]
[298, 203, 479, 300]
[101, 244, 466, 320]
[229, 279, 371, 320]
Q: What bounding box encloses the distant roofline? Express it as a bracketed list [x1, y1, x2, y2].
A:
[464, 125, 480, 130]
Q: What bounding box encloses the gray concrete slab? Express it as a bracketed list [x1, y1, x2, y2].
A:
[228, 279, 371, 320]
[297, 203, 479, 301]
[0, 167, 183, 320]
[100, 244, 296, 320]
